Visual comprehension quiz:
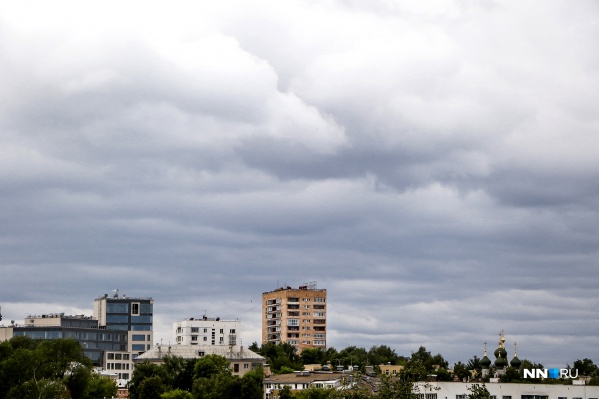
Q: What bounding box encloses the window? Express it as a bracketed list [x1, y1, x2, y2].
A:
[314, 297, 326, 302]
[220, 329, 224, 334]
[314, 340, 325, 345]
[115, 353, 122, 360]
[220, 337, 224, 343]
[191, 327, 199, 333]
[131, 303, 140, 316]
[244, 364, 249, 370]
[191, 336, 198, 341]
[132, 344, 145, 351]
[204, 328, 207, 333]
[198, 351, 205, 356]
[303, 298, 310, 302]
[203, 337, 207, 341]
[123, 354, 130, 360]
[230, 329, 236, 333]
[314, 312, 326, 317]
[234, 363, 239, 373]
[132, 334, 146, 341]
[287, 319, 299, 326]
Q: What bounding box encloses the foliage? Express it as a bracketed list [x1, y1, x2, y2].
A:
[194, 354, 232, 379]
[162, 388, 194, 399]
[368, 345, 405, 367]
[0, 337, 95, 399]
[87, 372, 118, 398]
[573, 358, 599, 377]
[453, 361, 470, 381]
[467, 384, 490, 399]
[138, 375, 167, 399]
[254, 342, 303, 372]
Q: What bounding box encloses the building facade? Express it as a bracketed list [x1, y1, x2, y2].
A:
[173, 317, 240, 346]
[416, 381, 599, 399]
[93, 291, 154, 366]
[262, 283, 327, 353]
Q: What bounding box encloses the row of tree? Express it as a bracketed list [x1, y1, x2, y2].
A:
[0, 336, 117, 399]
[250, 342, 599, 385]
[128, 354, 263, 399]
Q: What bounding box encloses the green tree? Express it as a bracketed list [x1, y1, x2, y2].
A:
[130, 361, 169, 399]
[240, 367, 263, 399]
[302, 348, 326, 365]
[7, 378, 70, 399]
[368, 345, 404, 366]
[573, 358, 598, 377]
[467, 384, 490, 399]
[64, 364, 91, 399]
[279, 385, 294, 399]
[453, 361, 470, 381]
[87, 373, 118, 399]
[162, 388, 194, 399]
[138, 375, 167, 399]
[194, 354, 232, 379]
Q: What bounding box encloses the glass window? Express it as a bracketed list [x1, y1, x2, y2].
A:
[132, 334, 146, 341]
[131, 303, 140, 316]
[107, 303, 129, 313]
[106, 315, 129, 323]
[132, 344, 145, 351]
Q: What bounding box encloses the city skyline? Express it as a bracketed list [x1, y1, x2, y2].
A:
[1, 0, 599, 370]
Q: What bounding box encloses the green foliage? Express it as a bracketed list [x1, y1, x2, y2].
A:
[279, 385, 294, 399]
[87, 373, 118, 398]
[255, 342, 303, 372]
[337, 346, 368, 370]
[573, 358, 599, 377]
[162, 388, 194, 399]
[302, 348, 327, 365]
[194, 354, 232, 379]
[377, 374, 421, 399]
[7, 378, 70, 399]
[64, 364, 91, 399]
[138, 375, 167, 399]
[368, 345, 405, 366]
[467, 384, 490, 399]
[453, 361, 470, 381]
[0, 337, 92, 398]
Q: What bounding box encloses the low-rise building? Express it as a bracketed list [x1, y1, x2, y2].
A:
[263, 370, 356, 399]
[416, 381, 599, 399]
[134, 344, 265, 377]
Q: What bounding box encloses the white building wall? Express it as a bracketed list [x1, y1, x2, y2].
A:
[416, 381, 599, 399]
[173, 318, 240, 346]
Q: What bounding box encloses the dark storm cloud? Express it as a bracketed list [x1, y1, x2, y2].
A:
[1, 0, 599, 368]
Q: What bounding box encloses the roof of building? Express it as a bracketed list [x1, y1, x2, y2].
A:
[264, 371, 348, 384]
[135, 344, 266, 362]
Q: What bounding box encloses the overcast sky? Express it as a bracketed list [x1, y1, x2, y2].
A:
[1, 0, 599, 369]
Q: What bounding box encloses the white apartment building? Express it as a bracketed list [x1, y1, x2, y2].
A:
[173, 317, 240, 346]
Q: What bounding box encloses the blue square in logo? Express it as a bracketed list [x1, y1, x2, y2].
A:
[548, 368, 559, 379]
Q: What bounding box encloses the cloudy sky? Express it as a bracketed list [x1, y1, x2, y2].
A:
[1, 0, 599, 368]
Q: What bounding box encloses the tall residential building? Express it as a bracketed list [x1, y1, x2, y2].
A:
[262, 283, 326, 353]
[93, 291, 154, 372]
[174, 317, 240, 346]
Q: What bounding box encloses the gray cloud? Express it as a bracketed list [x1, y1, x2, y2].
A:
[1, 0, 599, 369]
